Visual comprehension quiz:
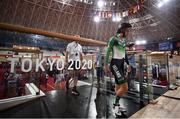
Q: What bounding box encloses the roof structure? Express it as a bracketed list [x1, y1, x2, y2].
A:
[0, 0, 180, 43]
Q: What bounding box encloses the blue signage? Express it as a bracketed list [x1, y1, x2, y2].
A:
[159, 42, 173, 51]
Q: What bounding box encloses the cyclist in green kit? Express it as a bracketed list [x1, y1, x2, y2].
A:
[104, 23, 132, 116]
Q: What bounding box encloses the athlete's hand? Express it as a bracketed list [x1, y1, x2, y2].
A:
[127, 65, 131, 73]
[104, 64, 110, 75]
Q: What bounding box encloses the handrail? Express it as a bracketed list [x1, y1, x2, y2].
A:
[0, 23, 107, 46]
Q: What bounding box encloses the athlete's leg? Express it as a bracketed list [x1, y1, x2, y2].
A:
[116, 83, 128, 97]
[110, 59, 127, 105]
[114, 84, 121, 105]
[74, 70, 78, 86]
[72, 69, 80, 95]
[69, 61, 78, 95]
[116, 59, 128, 96]
[110, 59, 128, 115]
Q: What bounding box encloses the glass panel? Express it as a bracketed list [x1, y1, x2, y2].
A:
[0, 29, 70, 99]
[145, 52, 169, 103]
[169, 55, 180, 88]
[0, 29, 99, 118]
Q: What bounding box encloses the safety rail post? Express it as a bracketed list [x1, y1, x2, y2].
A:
[139, 54, 144, 105]
[166, 53, 170, 89]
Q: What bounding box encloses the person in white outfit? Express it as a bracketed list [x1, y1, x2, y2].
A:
[65, 41, 83, 95]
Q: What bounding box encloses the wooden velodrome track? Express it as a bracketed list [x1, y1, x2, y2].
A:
[130, 87, 180, 118]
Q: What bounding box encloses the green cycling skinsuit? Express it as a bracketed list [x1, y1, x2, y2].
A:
[105, 35, 129, 85]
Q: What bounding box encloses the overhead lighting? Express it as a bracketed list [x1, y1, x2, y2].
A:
[135, 40, 147, 45]
[116, 17, 122, 22]
[157, 2, 164, 8]
[32, 35, 41, 39]
[167, 37, 172, 40]
[112, 17, 116, 22]
[104, 2, 107, 6]
[97, 0, 104, 8]
[163, 0, 170, 3]
[112, 17, 122, 22]
[113, 2, 116, 6]
[94, 16, 100, 22]
[157, 0, 171, 8]
[84, 0, 87, 3]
